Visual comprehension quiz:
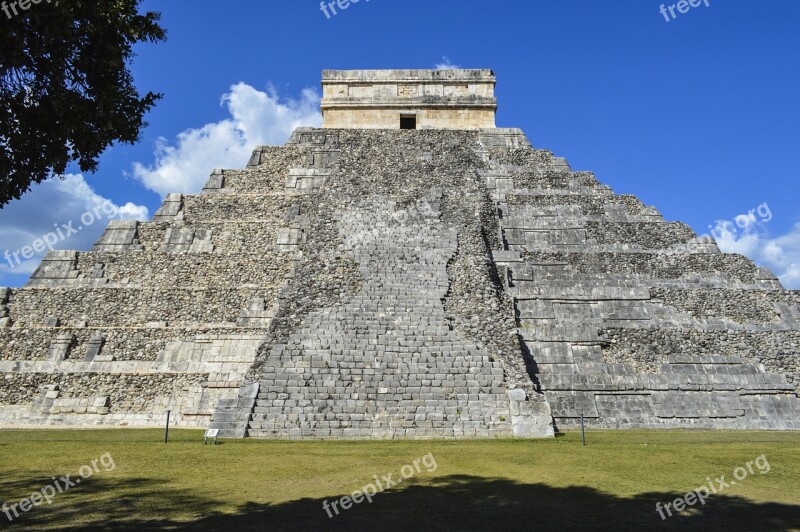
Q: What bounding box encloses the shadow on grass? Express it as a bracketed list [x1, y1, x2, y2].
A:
[1, 474, 798, 531]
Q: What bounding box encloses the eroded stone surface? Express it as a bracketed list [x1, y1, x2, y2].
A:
[0, 88, 798, 436]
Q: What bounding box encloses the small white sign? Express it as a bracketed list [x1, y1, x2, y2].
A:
[204, 428, 219, 444]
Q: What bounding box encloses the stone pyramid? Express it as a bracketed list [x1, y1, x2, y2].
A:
[1, 70, 797, 438]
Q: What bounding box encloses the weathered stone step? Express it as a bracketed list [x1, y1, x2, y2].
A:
[504, 192, 652, 216]
[542, 372, 792, 391]
[6, 286, 280, 329]
[516, 251, 763, 285]
[207, 383, 259, 438]
[501, 221, 696, 251]
[26, 257, 292, 291]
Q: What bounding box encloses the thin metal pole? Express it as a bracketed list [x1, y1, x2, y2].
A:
[164, 409, 171, 444]
[580, 414, 586, 446]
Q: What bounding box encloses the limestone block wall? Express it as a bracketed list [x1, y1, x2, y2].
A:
[582, 222, 697, 249]
[648, 288, 784, 324]
[0, 312, 277, 428]
[521, 251, 761, 285]
[322, 108, 496, 130]
[2, 124, 799, 436]
[181, 194, 297, 222]
[0, 373, 205, 410]
[508, 192, 651, 216]
[7, 287, 279, 327]
[71, 252, 293, 289]
[321, 69, 497, 129]
[210, 147, 313, 194]
[600, 328, 800, 392]
[135, 219, 280, 250]
[480, 128, 800, 430]
[0, 327, 272, 363]
[0, 139, 307, 428]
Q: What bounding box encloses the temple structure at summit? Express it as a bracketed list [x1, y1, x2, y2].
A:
[321, 69, 497, 129]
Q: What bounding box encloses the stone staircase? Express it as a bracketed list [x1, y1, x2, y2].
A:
[244, 190, 538, 438]
[220, 129, 561, 439]
[208, 383, 259, 438]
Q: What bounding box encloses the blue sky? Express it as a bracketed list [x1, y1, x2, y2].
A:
[2, 0, 799, 287]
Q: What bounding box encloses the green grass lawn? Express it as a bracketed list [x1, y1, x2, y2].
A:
[0, 430, 798, 531]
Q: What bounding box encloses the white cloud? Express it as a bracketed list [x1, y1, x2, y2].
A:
[132, 83, 322, 196]
[435, 56, 461, 70]
[0, 174, 148, 279]
[709, 217, 800, 289]
[0, 82, 320, 286]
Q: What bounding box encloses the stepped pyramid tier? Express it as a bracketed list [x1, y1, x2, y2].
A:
[1, 70, 798, 437]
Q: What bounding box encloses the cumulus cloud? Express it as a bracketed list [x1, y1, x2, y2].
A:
[0, 174, 148, 280]
[705, 210, 800, 289]
[132, 83, 322, 196]
[435, 56, 461, 70]
[758, 224, 800, 288]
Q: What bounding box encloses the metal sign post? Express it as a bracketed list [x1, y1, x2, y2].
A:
[580, 414, 586, 446]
